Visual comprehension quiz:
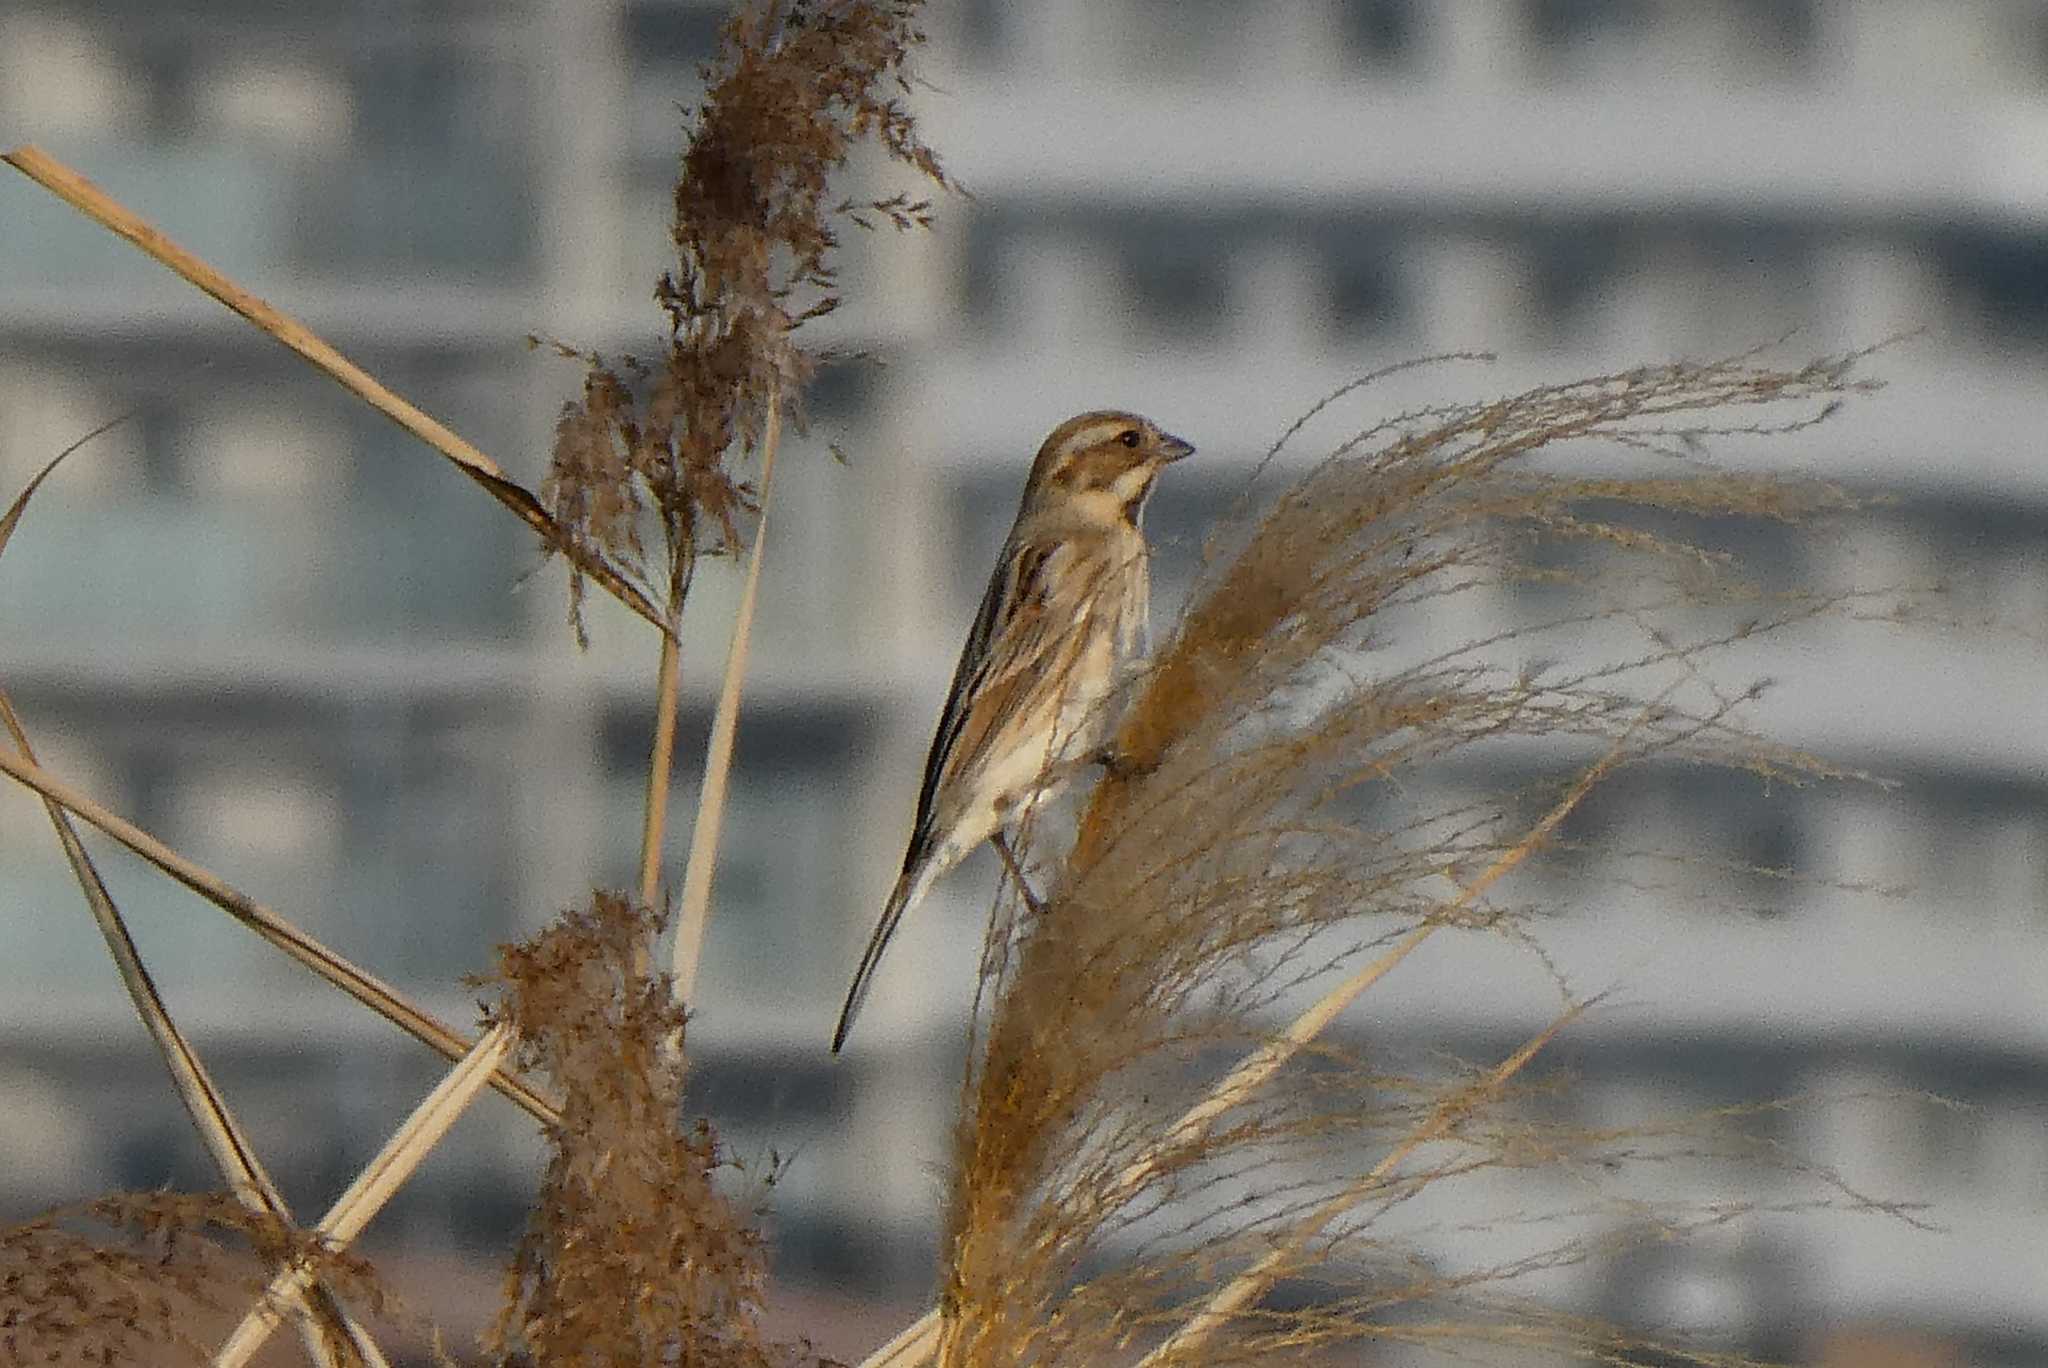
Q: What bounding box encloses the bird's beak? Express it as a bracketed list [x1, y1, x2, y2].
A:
[1157, 432, 1195, 462]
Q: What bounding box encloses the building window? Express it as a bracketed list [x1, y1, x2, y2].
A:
[1525, 221, 1629, 346]
[954, 0, 1009, 64]
[1671, 224, 1818, 354]
[1319, 225, 1412, 341]
[0, 13, 146, 136]
[1339, 0, 1422, 71]
[957, 215, 1007, 335]
[1919, 498, 2048, 630]
[624, 1, 720, 162]
[2031, 7, 2048, 87]
[1525, 765, 1807, 916]
[194, 58, 353, 149]
[1115, 216, 1233, 342]
[1120, 0, 1238, 77]
[598, 703, 859, 1006]
[624, 2, 723, 68]
[0, 733, 120, 990]
[1138, 473, 1229, 620]
[1524, 0, 1656, 62]
[185, 399, 350, 498]
[1525, 0, 1816, 83]
[0, 362, 143, 495]
[1530, 766, 1626, 892]
[1930, 226, 2048, 351]
[1722, 0, 1818, 74]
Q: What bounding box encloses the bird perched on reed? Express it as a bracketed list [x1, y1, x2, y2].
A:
[831, 411, 1195, 1053]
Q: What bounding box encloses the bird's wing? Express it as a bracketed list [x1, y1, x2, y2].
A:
[902, 532, 1074, 869]
[835, 535, 1074, 1054]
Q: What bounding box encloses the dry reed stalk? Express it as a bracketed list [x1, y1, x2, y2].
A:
[0, 399, 386, 1368]
[476, 7, 950, 1356]
[0, 693, 386, 1368]
[212, 1025, 516, 1366]
[672, 390, 783, 1001]
[639, 631, 688, 910]
[0, 144, 667, 632]
[0, 745, 559, 1125]
[542, 0, 949, 1006]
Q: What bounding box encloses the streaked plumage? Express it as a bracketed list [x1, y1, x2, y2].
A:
[831, 411, 1195, 1053]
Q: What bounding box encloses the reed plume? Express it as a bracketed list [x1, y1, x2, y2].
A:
[938, 350, 1895, 1365]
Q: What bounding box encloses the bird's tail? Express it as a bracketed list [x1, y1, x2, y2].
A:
[831, 858, 938, 1054]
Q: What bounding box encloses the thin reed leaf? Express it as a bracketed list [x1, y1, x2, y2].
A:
[0, 407, 139, 561]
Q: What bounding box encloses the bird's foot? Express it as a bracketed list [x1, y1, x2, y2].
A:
[991, 831, 1049, 918]
[1094, 745, 1156, 781]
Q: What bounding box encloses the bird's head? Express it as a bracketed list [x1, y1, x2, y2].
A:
[1022, 410, 1195, 529]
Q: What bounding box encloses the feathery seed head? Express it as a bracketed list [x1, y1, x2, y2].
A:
[941, 348, 1894, 1365]
[541, 0, 949, 640]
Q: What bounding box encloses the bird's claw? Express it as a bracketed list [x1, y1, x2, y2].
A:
[1094, 745, 1155, 781]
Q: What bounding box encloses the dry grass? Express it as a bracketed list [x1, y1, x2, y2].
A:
[541, 0, 946, 640]
[1, 1195, 389, 1366]
[0, 1, 1938, 1366]
[480, 895, 790, 1367]
[935, 349, 1904, 1366]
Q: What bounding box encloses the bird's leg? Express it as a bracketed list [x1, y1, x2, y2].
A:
[991, 831, 1047, 918]
[1093, 744, 1156, 781]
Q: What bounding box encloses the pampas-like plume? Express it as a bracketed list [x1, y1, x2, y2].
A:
[542, 0, 948, 641]
[483, 894, 791, 1367]
[937, 349, 1891, 1365]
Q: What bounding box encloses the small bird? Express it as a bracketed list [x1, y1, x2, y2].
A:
[832, 411, 1194, 1053]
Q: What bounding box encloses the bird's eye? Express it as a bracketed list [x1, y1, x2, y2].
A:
[1118, 429, 1141, 448]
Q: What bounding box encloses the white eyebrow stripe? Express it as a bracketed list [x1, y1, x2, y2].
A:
[1064, 419, 1139, 452]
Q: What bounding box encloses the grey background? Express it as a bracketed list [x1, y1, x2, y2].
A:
[1, 2, 2045, 1363]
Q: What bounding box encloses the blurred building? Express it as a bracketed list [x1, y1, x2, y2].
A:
[0, 2, 2044, 1364]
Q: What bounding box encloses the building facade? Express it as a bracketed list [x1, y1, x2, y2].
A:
[1, 1, 2044, 1362]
